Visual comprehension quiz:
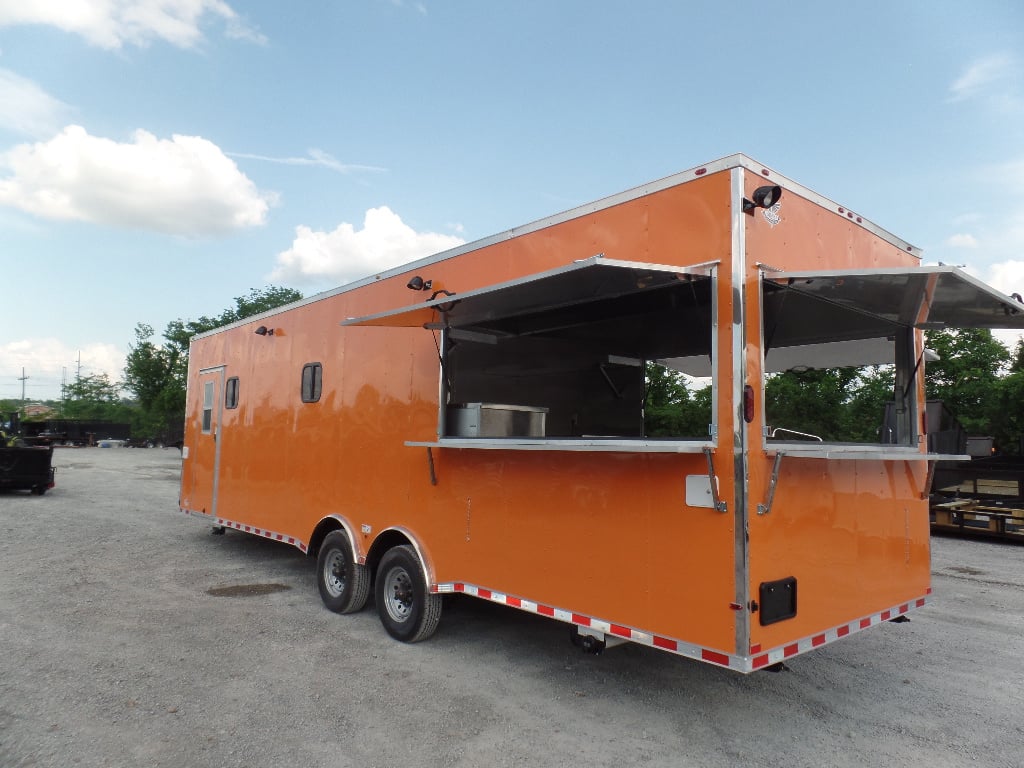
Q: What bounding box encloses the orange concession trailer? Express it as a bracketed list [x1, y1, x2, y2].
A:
[179, 154, 1024, 672]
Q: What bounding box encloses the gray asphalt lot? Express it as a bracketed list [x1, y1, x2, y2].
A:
[1, 447, 1022, 768]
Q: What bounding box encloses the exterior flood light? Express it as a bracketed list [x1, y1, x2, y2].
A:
[254, 326, 275, 336]
[742, 185, 783, 214]
[407, 276, 433, 291]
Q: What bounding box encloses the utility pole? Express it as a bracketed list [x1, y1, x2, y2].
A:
[17, 367, 29, 409]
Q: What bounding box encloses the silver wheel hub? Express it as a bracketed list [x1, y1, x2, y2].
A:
[383, 567, 413, 623]
[323, 550, 346, 598]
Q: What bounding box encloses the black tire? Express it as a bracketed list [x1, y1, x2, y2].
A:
[316, 530, 371, 614]
[31, 485, 47, 496]
[374, 545, 442, 643]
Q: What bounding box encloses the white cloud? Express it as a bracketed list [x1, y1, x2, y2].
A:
[389, 0, 428, 15]
[269, 206, 465, 286]
[0, 69, 71, 137]
[952, 212, 982, 227]
[949, 53, 1010, 99]
[0, 338, 125, 401]
[0, 125, 273, 236]
[948, 53, 1019, 106]
[981, 262, 1024, 355]
[987, 261, 1024, 298]
[230, 148, 386, 175]
[0, 0, 265, 49]
[978, 207, 1024, 266]
[945, 233, 978, 249]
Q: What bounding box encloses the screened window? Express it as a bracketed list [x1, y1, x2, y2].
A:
[225, 376, 239, 409]
[301, 363, 323, 403]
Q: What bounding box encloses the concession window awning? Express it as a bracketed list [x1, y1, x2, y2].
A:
[342, 255, 716, 339]
[752, 266, 1024, 373]
[765, 266, 1024, 333]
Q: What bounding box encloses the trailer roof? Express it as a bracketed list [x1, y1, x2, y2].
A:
[193, 154, 921, 341]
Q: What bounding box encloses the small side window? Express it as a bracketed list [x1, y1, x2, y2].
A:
[225, 377, 240, 409]
[301, 363, 322, 403]
[201, 381, 214, 433]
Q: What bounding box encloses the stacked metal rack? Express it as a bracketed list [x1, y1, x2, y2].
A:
[931, 455, 1024, 542]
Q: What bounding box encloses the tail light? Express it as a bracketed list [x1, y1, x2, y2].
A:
[743, 385, 755, 423]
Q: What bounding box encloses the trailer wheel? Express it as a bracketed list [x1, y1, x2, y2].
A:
[375, 545, 442, 643]
[316, 530, 370, 614]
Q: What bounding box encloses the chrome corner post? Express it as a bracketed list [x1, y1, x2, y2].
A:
[730, 167, 752, 657]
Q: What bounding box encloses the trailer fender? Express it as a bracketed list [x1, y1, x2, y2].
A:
[311, 518, 436, 586]
[364, 526, 436, 587]
[308, 515, 362, 561]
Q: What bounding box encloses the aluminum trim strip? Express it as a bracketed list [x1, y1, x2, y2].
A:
[183, 512, 310, 553]
[405, 439, 715, 454]
[768, 448, 970, 461]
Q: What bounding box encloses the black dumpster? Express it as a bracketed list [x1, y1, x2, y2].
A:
[0, 446, 56, 495]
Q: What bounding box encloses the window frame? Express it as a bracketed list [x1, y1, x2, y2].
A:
[301, 362, 323, 403]
[754, 265, 1024, 459]
[201, 380, 215, 433]
[343, 257, 720, 453]
[225, 376, 240, 410]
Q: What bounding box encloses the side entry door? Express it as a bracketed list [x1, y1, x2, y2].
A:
[188, 366, 226, 517]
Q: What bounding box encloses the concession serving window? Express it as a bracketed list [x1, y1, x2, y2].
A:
[344, 256, 718, 452]
[759, 266, 1024, 459]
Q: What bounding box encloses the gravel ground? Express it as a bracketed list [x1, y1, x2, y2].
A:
[1, 447, 1022, 768]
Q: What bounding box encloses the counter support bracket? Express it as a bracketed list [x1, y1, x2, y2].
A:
[702, 447, 727, 513]
[426, 447, 438, 486]
[758, 452, 784, 516]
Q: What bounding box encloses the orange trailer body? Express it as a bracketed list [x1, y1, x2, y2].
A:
[180, 155, 1024, 671]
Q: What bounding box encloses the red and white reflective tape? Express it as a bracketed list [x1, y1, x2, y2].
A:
[748, 591, 930, 671]
[182, 509, 308, 553]
[433, 581, 930, 673]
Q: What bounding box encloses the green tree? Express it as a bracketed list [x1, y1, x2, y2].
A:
[843, 366, 896, 442]
[123, 322, 186, 438]
[644, 363, 712, 438]
[924, 329, 1009, 435]
[765, 367, 862, 441]
[638, 331, 1023, 447]
[63, 373, 133, 421]
[124, 287, 302, 438]
[986, 338, 1024, 454]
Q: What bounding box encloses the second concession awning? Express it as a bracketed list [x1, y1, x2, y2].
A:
[750, 266, 1024, 372]
[764, 266, 1024, 334]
